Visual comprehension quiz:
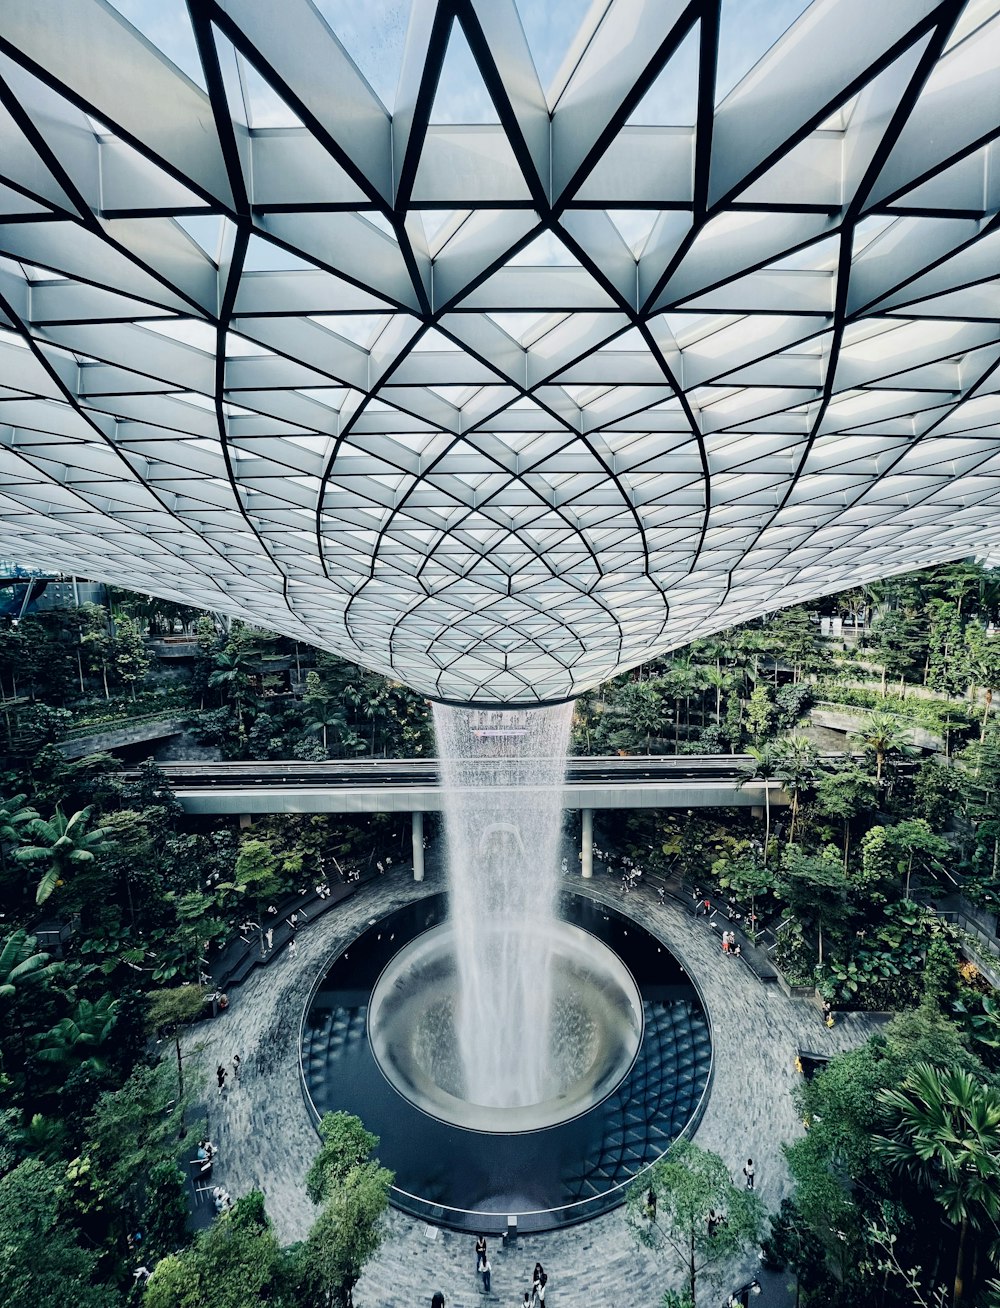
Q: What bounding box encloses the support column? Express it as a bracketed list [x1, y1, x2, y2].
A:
[411, 811, 424, 882]
[581, 808, 593, 879]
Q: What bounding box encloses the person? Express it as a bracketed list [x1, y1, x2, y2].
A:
[265, 926, 274, 952]
[479, 1251, 491, 1294]
[216, 1063, 227, 1094]
[431, 1294, 445, 1308]
[522, 1295, 531, 1308]
[232, 1053, 242, 1081]
[133, 1266, 152, 1285]
[708, 1209, 724, 1237]
[212, 1186, 232, 1212]
[475, 1235, 487, 1275]
[288, 937, 298, 960]
[288, 912, 299, 932]
[722, 932, 730, 955]
[531, 1264, 546, 1306]
[733, 943, 742, 958]
[743, 1158, 755, 1190]
[646, 1186, 657, 1220]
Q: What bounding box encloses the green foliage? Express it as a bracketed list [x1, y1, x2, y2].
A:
[300, 1113, 393, 1308]
[0, 1158, 118, 1308]
[306, 1112, 381, 1206]
[745, 685, 774, 742]
[144, 1191, 293, 1308]
[146, 984, 208, 1035]
[777, 845, 849, 965]
[14, 804, 113, 906]
[298, 1165, 394, 1308]
[81, 1059, 186, 1219]
[626, 1140, 764, 1307]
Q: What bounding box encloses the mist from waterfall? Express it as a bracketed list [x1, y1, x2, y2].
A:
[432, 702, 574, 1108]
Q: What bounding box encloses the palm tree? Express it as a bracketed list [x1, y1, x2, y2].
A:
[208, 647, 257, 742]
[774, 736, 819, 844]
[876, 1062, 1000, 1308]
[0, 793, 37, 870]
[739, 744, 779, 866]
[36, 994, 119, 1071]
[14, 805, 112, 905]
[0, 928, 60, 1090]
[703, 666, 732, 725]
[303, 697, 343, 755]
[854, 710, 910, 785]
[0, 928, 59, 1000]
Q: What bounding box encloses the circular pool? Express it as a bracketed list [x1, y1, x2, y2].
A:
[368, 917, 644, 1133]
[300, 891, 711, 1232]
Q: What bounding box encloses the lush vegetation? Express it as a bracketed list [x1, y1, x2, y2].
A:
[1, 561, 998, 1304]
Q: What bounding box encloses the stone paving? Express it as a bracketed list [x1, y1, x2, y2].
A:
[182, 867, 884, 1308]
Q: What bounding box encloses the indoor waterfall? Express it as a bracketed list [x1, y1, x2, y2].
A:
[432, 702, 574, 1109]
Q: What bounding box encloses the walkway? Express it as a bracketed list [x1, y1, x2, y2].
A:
[181, 868, 883, 1308]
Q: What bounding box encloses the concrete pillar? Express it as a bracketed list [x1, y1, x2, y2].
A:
[581, 808, 593, 879]
[411, 811, 424, 882]
[239, 813, 252, 829]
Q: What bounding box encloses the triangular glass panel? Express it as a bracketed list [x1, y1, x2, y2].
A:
[715, 0, 812, 106]
[243, 234, 317, 272]
[429, 20, 501, 124]
[176, 215, 223, 260]
[106, 0, 207, 90]
[605, 211, 661, 258]
[311, 0, 411, 112]
[626, 23, 700, 127]
[514, 0, 595, 102]
[509, 232, 582, 267]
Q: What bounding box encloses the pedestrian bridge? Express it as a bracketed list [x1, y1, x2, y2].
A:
[142, 755, 790, 882]
[146, 755, 790, 818]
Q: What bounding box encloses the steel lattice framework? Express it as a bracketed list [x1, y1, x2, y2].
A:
[0, 1, 999, 704]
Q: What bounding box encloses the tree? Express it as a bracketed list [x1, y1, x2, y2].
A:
[870, 609, 926, 694]
[860, 819, 951, 901]
[146, 984, 208, 1098]
[35, 994, 119, 1072]
[113, 612, 151, 699]
[774, 736, 819, 844]
[144, 1191, 293, 1308]
[964, 623, 1000, 739]
[814, 764, 877, 870]
[626, 1140, 764, 1307]
[76, 602, 114, 699]
[209, 647, 258, 745]
[745, 685, 774, 743]
[876, 1063, 1000, 1308]
[79, 1059, 188, 1230]
[14, 804, 113, 906]
[0, 1159, 118, 1308]
[854, 710, 910, 786]
[738, 744, 779, 865]
[777, 846, 849, 966]
[299, 1112, 394, 1308]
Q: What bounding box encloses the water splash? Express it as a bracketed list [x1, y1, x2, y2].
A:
[432, 702, 573, 1108]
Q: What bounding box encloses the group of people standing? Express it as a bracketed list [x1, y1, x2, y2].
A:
[720, 929, 741, 958]
[431, 1245, 548, 1304]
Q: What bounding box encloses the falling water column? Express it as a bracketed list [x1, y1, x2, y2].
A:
[433, 703, 573, 1109]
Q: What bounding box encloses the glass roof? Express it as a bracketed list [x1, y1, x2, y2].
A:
[0, 0, 999, 704]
